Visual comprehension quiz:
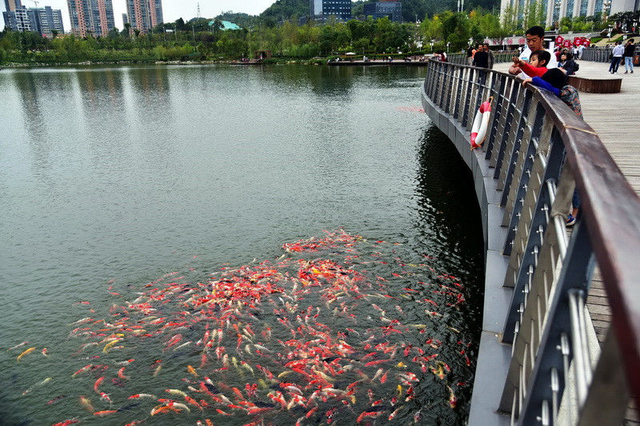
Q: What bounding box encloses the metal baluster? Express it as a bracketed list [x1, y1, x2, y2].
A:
[577, 329, 630, 425]
[484, 73, 505, 158]
[490, 78, 516, 170]
[568, 289, 588, 405]
[515, 219, 595, 425]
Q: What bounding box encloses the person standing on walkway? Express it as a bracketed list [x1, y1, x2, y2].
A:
[609, 41, 625, 74]
[473, 45, 489, 68]
[559, 51, 579, 75]
[624, 39, 635, 74]
[509, 26, 558, 78]
[484, 43, 495, 69]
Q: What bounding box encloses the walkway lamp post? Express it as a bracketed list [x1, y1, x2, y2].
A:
[603, 0, 612, 26]
[447, 42, 450, 53]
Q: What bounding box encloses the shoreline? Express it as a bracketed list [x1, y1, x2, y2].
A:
[0, 58, 432, 69]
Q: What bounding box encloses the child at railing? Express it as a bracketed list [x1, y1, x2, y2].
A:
[511, 50, 551, 78]
[521, 68, 567, 96]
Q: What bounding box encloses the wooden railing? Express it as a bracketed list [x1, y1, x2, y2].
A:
[421, 60, 640, 425]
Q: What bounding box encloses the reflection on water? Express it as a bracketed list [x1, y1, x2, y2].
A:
[0, 65, 483, 425]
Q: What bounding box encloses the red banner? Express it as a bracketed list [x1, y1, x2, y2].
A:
[555, 35, 564, 44]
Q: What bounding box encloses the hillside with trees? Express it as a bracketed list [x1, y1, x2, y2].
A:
[261, 0, 501, 22]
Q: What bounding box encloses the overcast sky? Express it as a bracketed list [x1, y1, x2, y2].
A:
[1, 0, 277, 31]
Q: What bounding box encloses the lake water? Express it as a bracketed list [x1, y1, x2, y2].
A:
[0, 64, 483, 425]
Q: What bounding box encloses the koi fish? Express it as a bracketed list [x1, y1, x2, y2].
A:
[7, 341, 28, 351]
[52, 420, 79, 426]
[80, 396, 95, 412]
[102, 339, 121, 353]
[93, 376, 104, 393]
[166, 388, 188, 398]
[128, 393, 157, 399]
[94, 410, 118, 416]
[118, 367, 129, 380]
[17, 347, 36, 362]
[447, 385, 458, 408]
[187, 365, 198, 377]
[72, 364, 93, 377]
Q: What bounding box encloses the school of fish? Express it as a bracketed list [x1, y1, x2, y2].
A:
[7, 230, 475, 425]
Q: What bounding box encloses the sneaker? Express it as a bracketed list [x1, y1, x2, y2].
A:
[566, 214, 576, 227]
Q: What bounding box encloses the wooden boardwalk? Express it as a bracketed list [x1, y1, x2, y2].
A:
[496, 60, 640, 423]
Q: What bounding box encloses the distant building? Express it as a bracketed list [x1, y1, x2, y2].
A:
[3, 7, 31, 31]
[500, 0, 637, 29]
[126, 0, 164, 34]
[310, 0, 352, 22]
[27, 6, 65, 37]
[4, 0, 21, 12]
[67, 0, 115, 37]
[122, 13, 128, 26]
[3, 0, 31, 32]
[363, 1, 403, 22]
[3, 1, 64, 36]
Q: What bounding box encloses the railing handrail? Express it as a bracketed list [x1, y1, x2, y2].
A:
[421, 58, 640, 424]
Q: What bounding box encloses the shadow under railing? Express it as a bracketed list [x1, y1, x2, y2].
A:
[421, 59, 640, 425]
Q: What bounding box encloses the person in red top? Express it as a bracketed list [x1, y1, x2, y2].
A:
[512, 50, 551, 78]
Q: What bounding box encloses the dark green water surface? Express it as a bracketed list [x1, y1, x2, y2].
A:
[0, 65, 483, 425]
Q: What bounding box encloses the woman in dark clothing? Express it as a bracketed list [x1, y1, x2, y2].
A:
[559, 51, 579, 75]
[624, 39, 635, 74]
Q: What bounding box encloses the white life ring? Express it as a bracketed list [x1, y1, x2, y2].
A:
[470, 97, 492, 149]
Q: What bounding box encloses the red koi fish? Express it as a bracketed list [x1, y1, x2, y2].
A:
[93, 377, 104, 394]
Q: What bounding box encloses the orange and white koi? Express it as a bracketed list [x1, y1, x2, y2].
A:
[128, 393, 156, 399]
[72, 364, 93, 377]
[93, 376, 104, 394]
[117, 367, 129, 380]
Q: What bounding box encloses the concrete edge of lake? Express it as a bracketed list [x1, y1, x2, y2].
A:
[421, 82, 512, 425]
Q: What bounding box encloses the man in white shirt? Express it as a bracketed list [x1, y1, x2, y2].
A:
[509, 26, 558, 79]
[609, 41, 625, 73]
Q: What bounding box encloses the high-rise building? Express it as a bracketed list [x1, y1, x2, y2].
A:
[126, 0, 163, 34]
[364, 1, 403, 22]
[3, 0, 31, 31]
[67, 0, 115, 37]
[27, 7, 65, 37]
[310, 0, 352, 22]
[5, 0, 21, 11]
